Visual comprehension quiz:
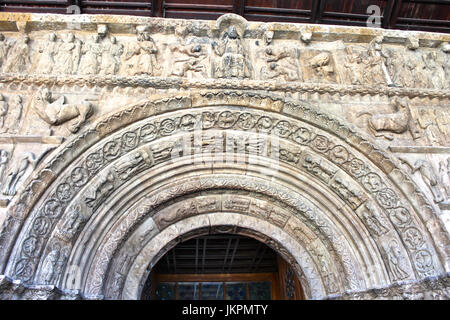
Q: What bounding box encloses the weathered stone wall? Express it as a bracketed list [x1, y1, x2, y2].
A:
[0, 12, 448, 299]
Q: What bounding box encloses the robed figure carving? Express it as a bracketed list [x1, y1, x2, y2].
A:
[123, 27, 159, 76]
[212, 26, 251, 79]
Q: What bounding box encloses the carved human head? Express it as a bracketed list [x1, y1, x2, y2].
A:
[137, 30, 151, 42]
[0, 94, 4, 101]
[372, 36, 383, 51]
[374, 36, 383, 44]
[442, 42, 450, 53]
[97, 24, 108, 39]
[41, 88, 51, 101]
[67, 33, 75, 43]
[110, 36, 117, 44]
[406, 37, 419, 50]
[263, 31, 274, 45]
[175, 25, 188, 38]
[227, 26, 239, 39]
[300, 32, 312, 44]
[49, 33, 57, 42]
[136, 25, 150, 41]
[23, 36, 30, 44]
[0, 34, 5, 41]
[12, 95, 21, 104]
[392, 97, 407, 110]
[141, 32, 152, 42]
[427, 51, 437, 60]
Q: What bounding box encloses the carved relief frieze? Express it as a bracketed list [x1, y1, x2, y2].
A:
[0, 13, 444, 95]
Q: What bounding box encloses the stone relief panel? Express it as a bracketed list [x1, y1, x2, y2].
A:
[0, 89, 96, 137]
[167, 26, 209, 78]
[30, 89, 94, 134]
[0, 12, 447, 300]
[121, 25, 159, 76]
[211, 17, 252, 79]
[356, 98, 420, 141]
[338, 42, 387, 86]
[0, 94, 23, 134]
[382, 43, 448, 89]
[397, 154, 450, 207]
[302, 50, 338, 84]
[0, 145, 53, 199]
[346, 99, 450, 148]
[256, 30, 302, 81]
[414, 106, 450, 146]
[0, 16, 447, 92]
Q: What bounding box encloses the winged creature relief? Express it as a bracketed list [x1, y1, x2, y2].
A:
[30, 88, 93, 133]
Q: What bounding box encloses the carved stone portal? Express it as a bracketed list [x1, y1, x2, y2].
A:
[0, 13, 447, 301]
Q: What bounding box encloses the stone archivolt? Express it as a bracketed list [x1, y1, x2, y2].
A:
[0, 13, 448, 300]
[0, 91, 446, 299]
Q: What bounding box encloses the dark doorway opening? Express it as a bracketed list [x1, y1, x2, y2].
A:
[142, 234, 304, 300]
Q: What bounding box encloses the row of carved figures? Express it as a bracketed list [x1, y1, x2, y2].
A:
[0, 26, 448, 88]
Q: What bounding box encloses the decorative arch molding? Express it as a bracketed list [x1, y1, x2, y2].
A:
[72, 171, 376, 299]
[120, 213, 325, 300]
[0, 91, 448, 299]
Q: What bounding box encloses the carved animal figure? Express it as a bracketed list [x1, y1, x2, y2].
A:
[310, 52, 330, 68]
[400, 158, 444, 203]
[3, 152, 37, 196]
[31, 88, 93, 133]
[357, 98, 420, 140]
